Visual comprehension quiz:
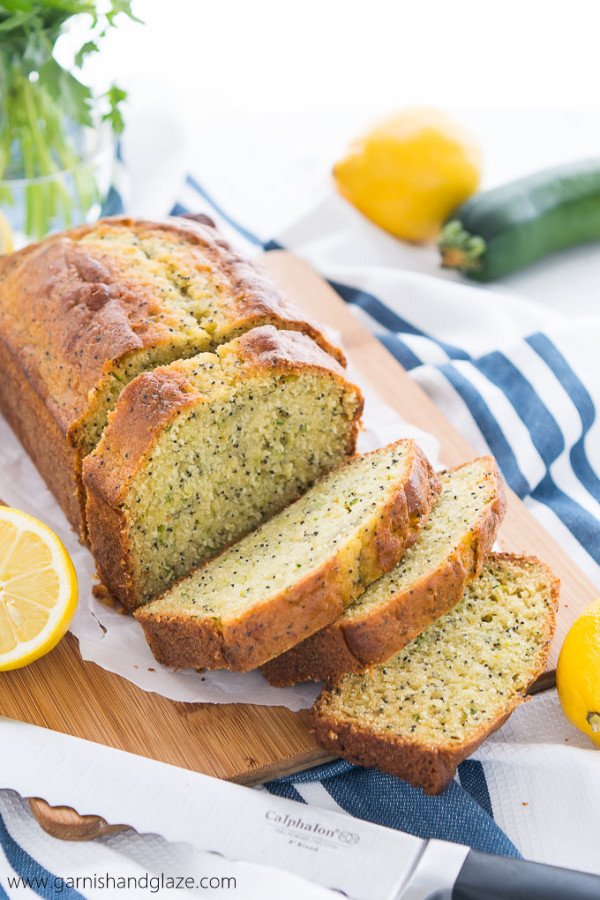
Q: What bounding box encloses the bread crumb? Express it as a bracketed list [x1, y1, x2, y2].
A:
[93, 582, 130, 616]
[93, 583, 115, 606]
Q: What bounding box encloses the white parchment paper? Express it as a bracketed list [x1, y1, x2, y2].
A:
[0, 355, 439, 711]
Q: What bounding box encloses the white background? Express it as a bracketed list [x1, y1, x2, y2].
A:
[66, 0, 600, 308]
[84, 0, 600, 113]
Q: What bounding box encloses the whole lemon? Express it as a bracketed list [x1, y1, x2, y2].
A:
[333, 108, 482, 243]
[556, 597, 600, 747]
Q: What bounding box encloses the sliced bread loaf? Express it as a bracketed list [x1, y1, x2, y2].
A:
[83, 326, 363, 610]
[313, 553, 558, 795]
[0, 216, 344, 534]
[262, 457, 506, 686]
[135, 439, 442, 671]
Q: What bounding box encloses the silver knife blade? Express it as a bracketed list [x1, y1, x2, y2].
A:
[1, 717, 457, 900]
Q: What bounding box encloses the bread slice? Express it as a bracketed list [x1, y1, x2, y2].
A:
[135, 439, 442, 671]
[313, 553, 559, 795]
[83, 326, 363, 610]
[0, 216, 344, 535]
[262, 457, 506, 686]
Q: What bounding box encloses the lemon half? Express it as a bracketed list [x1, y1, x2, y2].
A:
[0, 508, 77, 671]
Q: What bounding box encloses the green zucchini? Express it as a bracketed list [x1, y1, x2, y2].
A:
[438, 157, 600, 281]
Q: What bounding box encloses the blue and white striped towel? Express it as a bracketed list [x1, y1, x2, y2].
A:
[2, 173, 600, 896]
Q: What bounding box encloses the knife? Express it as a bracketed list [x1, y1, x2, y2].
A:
[1, 718, 598, 899]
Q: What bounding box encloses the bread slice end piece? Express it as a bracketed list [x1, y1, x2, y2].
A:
[312, 553, 559, 794]
[313, 704, 519, 795]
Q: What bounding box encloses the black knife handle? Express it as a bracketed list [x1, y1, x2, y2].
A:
[452, 849, 600, 900]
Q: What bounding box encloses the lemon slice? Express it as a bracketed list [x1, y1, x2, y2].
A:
[0, 212, 13, 255]
[0, 508, 77, 671]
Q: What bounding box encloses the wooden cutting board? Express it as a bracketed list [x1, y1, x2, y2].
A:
[1, 250, 596, 806]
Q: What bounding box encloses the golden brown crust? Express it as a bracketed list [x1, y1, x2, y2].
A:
[84, 326, 364, 610]
[312, 704, 519, 795]
[312, 553, 560, 795]
[84, 324, 356, 513]
[83, 370, 202, 509]
[137, 562, 353, 671]
[82, 370, 204, 596]
[0, 217, 344, 437]
[262, 457, 507, 687]
[85, 490, 136, 603]
[224, 325, 349, 377]
[135, 441, 442, 671]
[0, 216, 346, 536]
[0, 328, 85, 534]
[1, 230, 192, 438]
[262, 624, 359, 687]
[359, 451, 441, 578]
[65, 215, 347, 367]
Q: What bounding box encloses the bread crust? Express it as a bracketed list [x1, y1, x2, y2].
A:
[312, 553, 559, 795]
[134, 440, 442, 671]
[84, 326, 364, 610]
[83, 369, 202, 512]
[0, 216, 345, 537]
[262, 457, 507, 686]
[313, 705, 518, 795]
[0, 328, 85, 533]
[68, 216, 347, 366]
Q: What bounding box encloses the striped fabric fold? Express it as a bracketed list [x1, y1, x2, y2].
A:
[0, 810, 85, 899]
[264, 759, 520, 857]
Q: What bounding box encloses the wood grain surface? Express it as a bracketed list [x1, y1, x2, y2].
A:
[0, 250, 595, 842]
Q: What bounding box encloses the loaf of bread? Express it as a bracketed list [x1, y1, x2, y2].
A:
[83, 325, 363, 610]
[313, 553, 558, 794]
[0, 216, 345, 536]
[262, 456, 506, 686]
[135, 440, 442, 671]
